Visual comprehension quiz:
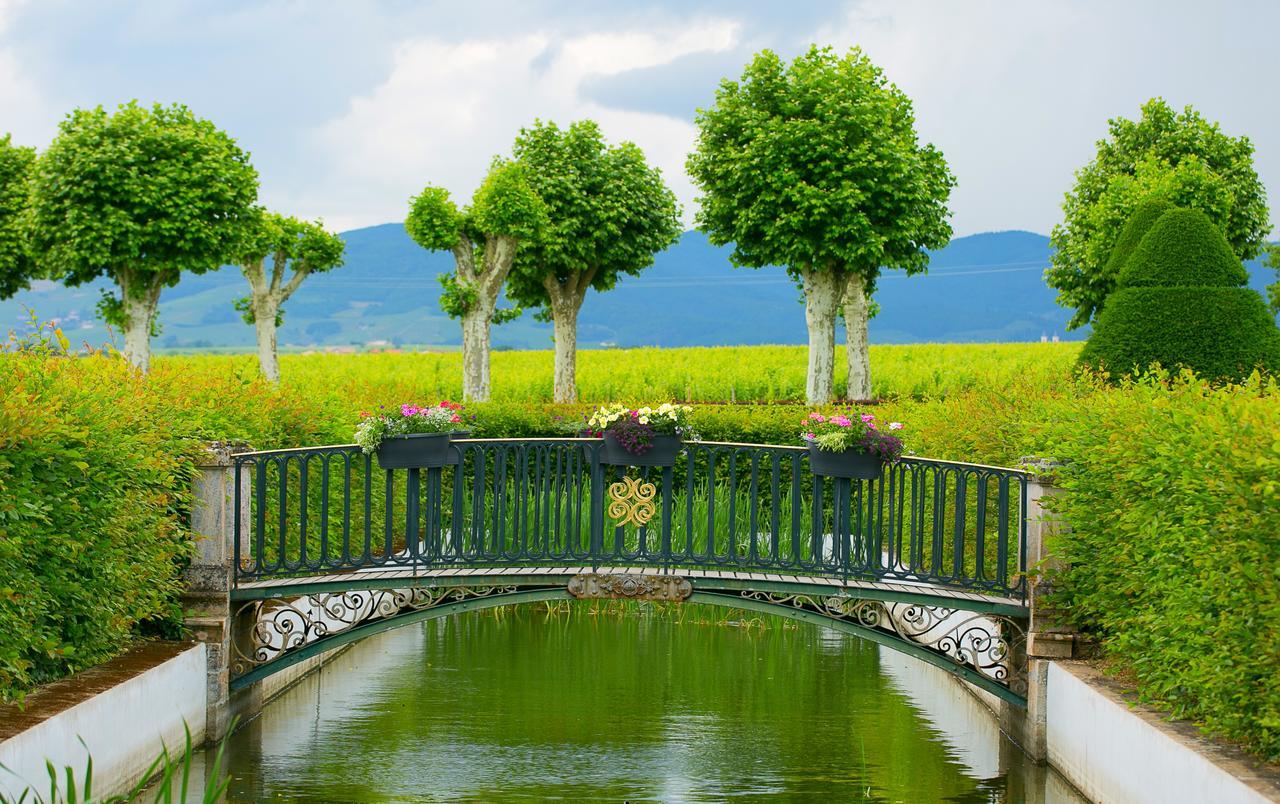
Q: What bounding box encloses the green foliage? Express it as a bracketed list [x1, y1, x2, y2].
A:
[469, 160, 547, 243]
[506, 119, 681, 307]
[407, 161, 546, 326]
[1100, 197, 1175, 282]
[95, 289, 162, 337]
[0, 134, 35, 300]
[0, 326, 326, 703]
[1265, 243, 1280, 316]
[1032, 374, 1280, 761]
[1078, 287, 1280, 381]
[435, 273, 476, 319]
[686, 45, 954, 287]
[1048, 98, 1269, 328]
[1119, 208, 1248, 288]
[6, 342, 1280, 759]
[30, 102, 259, 291]
[1079, 209, 1280, 382]
[405, 187, 462, 252]
[237, 211, 345, 314]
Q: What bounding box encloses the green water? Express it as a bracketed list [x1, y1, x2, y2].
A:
[214, 605, 1083, 802]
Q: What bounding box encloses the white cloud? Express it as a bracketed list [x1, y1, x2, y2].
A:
[815, 0, 1280, 237]
[0, 0, 54, 147]
[295, 18, 740, 230]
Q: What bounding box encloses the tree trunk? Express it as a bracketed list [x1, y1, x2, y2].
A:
[460, 296, 495, 402]
[842, 273, 872, 401]
[119, 273, 162, 374]
[801, 267, 842, 405]
[545, 273, 592, 404]
[254, 299, 281, 384]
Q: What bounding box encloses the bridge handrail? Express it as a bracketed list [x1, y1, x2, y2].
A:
[230, 439, 1030, 475]
[228, 437, 1029, 601]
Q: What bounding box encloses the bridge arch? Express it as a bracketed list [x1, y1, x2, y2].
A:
[229, 569, 1028, 705]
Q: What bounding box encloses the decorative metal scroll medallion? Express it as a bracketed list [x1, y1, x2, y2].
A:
[568, 573, 692, 602]
[607, 476, 657, 526]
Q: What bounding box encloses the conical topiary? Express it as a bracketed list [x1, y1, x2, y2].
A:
[1101, 197, 1176, 284]
[1119, 208, 1249, 288]
[1078, 207, 1280, 382]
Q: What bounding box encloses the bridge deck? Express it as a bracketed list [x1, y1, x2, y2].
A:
[233, 565, 1026, 613]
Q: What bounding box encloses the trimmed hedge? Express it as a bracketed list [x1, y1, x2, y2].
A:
[1080, 207, 1280, 381]
[1120, 208, 1249, 288]
[0, 349, 326, 701]
[1101, 197, 1175, 283]
[1032, 374, 1280, 761]
[1078, 287, 1280, 382]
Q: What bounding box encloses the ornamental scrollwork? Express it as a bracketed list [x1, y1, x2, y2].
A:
[230, 585, 519, 677]
[607, 476, 657, 527]
[740, 591, 1027, 696]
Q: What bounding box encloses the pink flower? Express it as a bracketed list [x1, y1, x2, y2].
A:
[860, 413, 875, 423]
[802, 432, 816, 441]
[450, 414, 462, 423]
[831, 415, 852, 427]
[889, 422, 904, 431]
[401, 404, 420, 417]
[808, 412, 826, 422]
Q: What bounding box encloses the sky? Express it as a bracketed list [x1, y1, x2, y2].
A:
[2, 0, 1277, 237]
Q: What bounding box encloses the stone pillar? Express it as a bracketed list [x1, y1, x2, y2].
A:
[181, 442, 249, 743]
[1000, 457, 1075, 762]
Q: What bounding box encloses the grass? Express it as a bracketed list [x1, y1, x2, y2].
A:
[161, 341, 1083, 404]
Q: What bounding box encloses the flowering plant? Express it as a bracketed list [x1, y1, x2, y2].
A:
[355, 401, 466, 453]
[800, 411, 905, 461]
[587, 403, 696, 456]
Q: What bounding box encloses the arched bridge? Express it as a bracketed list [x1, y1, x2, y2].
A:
[224, 439, 1032, 705]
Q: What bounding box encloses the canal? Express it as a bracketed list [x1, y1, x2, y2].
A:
[210, 603, 1084, 802]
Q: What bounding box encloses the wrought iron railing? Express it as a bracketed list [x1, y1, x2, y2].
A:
[231, 439, 1028, 600]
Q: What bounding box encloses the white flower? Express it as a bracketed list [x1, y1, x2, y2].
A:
[889, 422, 904, 431]
[639, 416, 650, 424]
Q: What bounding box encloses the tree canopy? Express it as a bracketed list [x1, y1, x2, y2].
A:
[686, 45, 954, 287]
[31, 102, 259, 288]
[0, 134, 35, 299]
[405, 159, 546, 401]
[406, 159, 546, 321]
[686, 45, 953, 403]
[28, 101, 258, 371]
[1047, 98, 1269, 329]
[237, 210, 345, 382]
[236, 210, 346, 326]
[504, 119, 680, 401]
[506, 119, 681, 308]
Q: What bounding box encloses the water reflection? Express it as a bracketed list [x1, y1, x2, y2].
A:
[213, 604, 1084, 802]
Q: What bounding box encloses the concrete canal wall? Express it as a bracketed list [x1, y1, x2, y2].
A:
[955, 659, 1280, 803]
[0, 642, 207, 801]
[1044, 662, 1279, 804]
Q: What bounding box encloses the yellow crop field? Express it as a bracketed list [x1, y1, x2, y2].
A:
[163, 341, 1083, 404]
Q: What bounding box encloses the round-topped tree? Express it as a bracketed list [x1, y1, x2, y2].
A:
[1077, 207, 1280, 382]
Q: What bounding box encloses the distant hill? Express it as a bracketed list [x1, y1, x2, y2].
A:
[4, 226, 1274, 350]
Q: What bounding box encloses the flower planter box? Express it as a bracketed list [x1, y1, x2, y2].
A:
[600, 433, 683, 467]
[807, 445, 884, 480]
[376, 432, 457, 470]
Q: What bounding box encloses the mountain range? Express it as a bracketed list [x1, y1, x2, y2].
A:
[3, 226, 1275, 350]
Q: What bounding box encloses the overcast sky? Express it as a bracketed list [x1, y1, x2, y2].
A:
[2, 0, 1276, 237]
